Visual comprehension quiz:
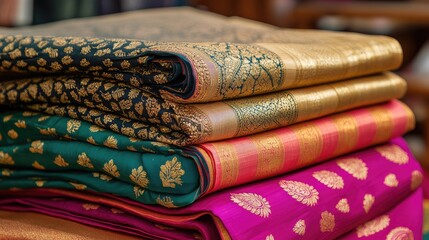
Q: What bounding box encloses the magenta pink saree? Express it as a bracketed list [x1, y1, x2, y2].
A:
[0, 138, 423, 239]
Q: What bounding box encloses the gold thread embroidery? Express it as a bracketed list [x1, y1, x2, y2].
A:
[1, 169, 13, 176]
[86, 136, 96, 144]
[89, 125, 105, 132]
[251, 133, 285, 179]
[133, 186, 145, 198]
[7, 129, 18, 139]
[35, 180, 45, 187]
[320, 211, 335, 232]
[38, 116, 50, 121]
[160, 157, 185, 188]
[293, 219, 306, 236]
[293, 123, 323, 166]
[39, 128, 56, 135]
[332, 114, 358, 154]
[312, 170, 344, 189]
[156, 196, 177, 208]
[411, 170, 423, 190]
[376, 144, 408, 165]
[230, 193, 271, 218]
[29, 140, 44, 154]
[69, 182, 87, 190]
[103, 159, 120, 177]
[356, 215, 390, 238]
[14, 120, 26, 128]
[337, 157, 368, 180]
[92, 172, 112, 181]
[336, 198, 350, 213]
[77, 152, 94, 169]
[0, 151, 14, 165]
[103, 136, 118, 149]
[130, 166, 149, 188]
[82, 203, 99, 210]
[32, 161, 45, 170]
[386, 227, 414, 240]
[66, 119, 81, 133]
[279, 180, 319, 206]
[3, 115, 12, 122]
[384, 173, 399, 187]
[213, 142, 239, 189]
[363, 194, 375, 213]
[54, 155, 69, 167]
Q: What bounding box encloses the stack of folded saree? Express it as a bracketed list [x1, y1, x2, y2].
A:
[0, 7, 424, 239]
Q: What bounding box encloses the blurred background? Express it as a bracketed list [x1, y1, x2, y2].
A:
[1, 0, 428, 169]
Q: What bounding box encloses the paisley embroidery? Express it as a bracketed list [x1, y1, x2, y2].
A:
[77, 152, 94, 169]
[293, 219, 306, 236]
[230, 193, 271, 218]
[336, 198, 350, 213]
[411, 170, 423, 190]
[356, 215, 390, 238]
[363, 194, 375, 213]
[160, 157, 185, 188]
[32, 161, 45, 170]
[320, 211, 335, 232]
[279, 180, 319, 206]
[103, 159, 120, 177]
[0, 151, 14, 165]
[53, 154, 69, 167]
[29, 140, 44, 154]
[156, 196, 177, 208]
[386, 227, 414, 240]
[312, 170, 344, 189]
[376, 144, 408, 165]
[82, 203, 100, 210]
[130, 166, 149, 188]
[66, 119, 81, 133]
[384, 173, 398, 187]
[337, 157, 368, 180]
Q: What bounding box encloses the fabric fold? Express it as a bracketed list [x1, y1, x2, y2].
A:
[0, 100, 415, 207]
[0, 32, 402, 103]
[0, 71, 406, 145]
[0, 138, 423, 239]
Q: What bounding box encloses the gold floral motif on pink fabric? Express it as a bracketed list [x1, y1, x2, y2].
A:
[376, 144, 408, 165]
[312, 170, 344, 189]
[386, 227, 414, 240]
[293, 219, 306, 236]
[337, 157, 368, 180]
[230, 193, 271, 218]
[336, 198, 350, 213]
[320, 211, 335, 232]
[384, 174, 399, 187]
[279, 180, 319, 206]
[356, 215, 390, 238]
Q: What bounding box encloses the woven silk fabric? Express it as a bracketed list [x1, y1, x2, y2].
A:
[0, 32, 401, 104]
[0, 100, 415, 207]
[0, 138, 423, 239]
[0, 72, 406, 145]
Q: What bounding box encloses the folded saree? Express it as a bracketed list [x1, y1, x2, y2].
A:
[0, 100, 414, 207]
[0, 138, 423, 239]
[0, 71, 406, 145]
